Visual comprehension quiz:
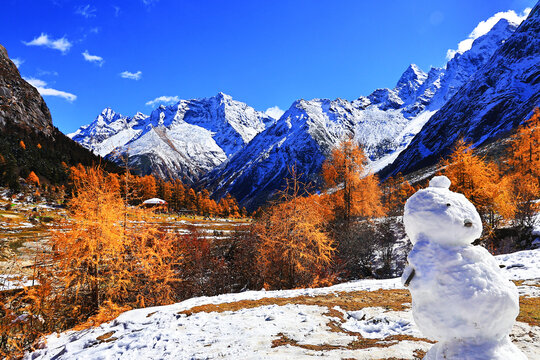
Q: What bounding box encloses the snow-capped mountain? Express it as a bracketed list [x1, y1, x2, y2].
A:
[201, 17, 520, 210]
[70, 93, 274, 182]
[384, 4, 540, 177]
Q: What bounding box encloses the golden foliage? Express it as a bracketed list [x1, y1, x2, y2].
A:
[22, 166, 184, 333]
[26, 171, 40, 187]
[381, 173, 415, 216]
[507, 108, 540, 232]
[441, 138, 516, 232]
[322, 139, 385, 221]
[509, 108, 540, 179]
[256, 168, 335, 289]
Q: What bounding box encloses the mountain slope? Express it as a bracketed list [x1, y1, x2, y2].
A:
[0, 43, 118, 187]
[201, 17, 520, 210]
[70, 93, 273, 182]
[0, 44, 54, 136]
[384, 4, 540, 177]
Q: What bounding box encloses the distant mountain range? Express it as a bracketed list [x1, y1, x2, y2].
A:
[69, 93, 273, 183]
[69, 3, 540, 210]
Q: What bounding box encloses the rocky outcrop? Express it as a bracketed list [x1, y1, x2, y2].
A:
[0, 44, 54, 136]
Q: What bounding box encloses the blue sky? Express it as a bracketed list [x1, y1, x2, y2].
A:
[1, 0, 535, 133]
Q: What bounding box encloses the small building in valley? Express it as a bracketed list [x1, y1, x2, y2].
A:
[142, 198, 168, 212]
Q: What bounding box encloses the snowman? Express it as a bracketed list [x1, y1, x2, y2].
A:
[401, 176, 526, 360]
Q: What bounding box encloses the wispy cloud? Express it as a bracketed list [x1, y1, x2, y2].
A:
[120, 70, 142, 80]
[24, 77, 77, 102]
[145, 95, 180, 107]
[265, 106, 285, 120]
[12, 58, 24, 68]
[82, 50, 104, 66]
[23, 33, 72, 54]
[446, 8, 531, 60]
[75, 4, 97, 18]
[142, 0, 159, 6]
[36, 69, 59, 77]
[113, 5, 120, 17]
[90, 27, 100, 34]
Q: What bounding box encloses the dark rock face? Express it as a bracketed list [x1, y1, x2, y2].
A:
[0, 43, 120, 186]
[384, 4, 540, 177]
[0, 44, 54, 136]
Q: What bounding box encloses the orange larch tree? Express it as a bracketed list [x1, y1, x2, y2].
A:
[442, 138, 516, 236]
[506, 108, 540, 238]
[26, 171, 40, 187]
[256, 167, 335, 289]
[322, 138, 385, 222]
[36, 166, 182, 328]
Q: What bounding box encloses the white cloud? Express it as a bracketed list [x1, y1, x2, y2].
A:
[25, 78, 47, 88]
[446, 8, 531, 60]
[113, 5, 120, 17]
[265, 106, 285, 119]
[120, 70, 142, 80]
[23, 33, 72, 54]
[82, 50, 104, 66]
[36, 69, 59, 77]
[12, 58, 24, 68]
[145, 95, 180, 107]
[142, 0, 159, 6]
[75, 4, 97, 18]
[24, 78, 77, 102]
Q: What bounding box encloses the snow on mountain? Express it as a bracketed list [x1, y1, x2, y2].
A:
[70, 8, 524, 205]
[385, 4, 540, 177]
[70, 93, 273, 182]
[27, 249, 540, 360]
[202, 16, 519, 209]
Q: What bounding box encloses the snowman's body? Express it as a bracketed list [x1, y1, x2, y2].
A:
[401, 176, 526, 360]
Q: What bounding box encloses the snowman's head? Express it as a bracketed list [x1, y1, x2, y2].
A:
[403, 176, 482, 246]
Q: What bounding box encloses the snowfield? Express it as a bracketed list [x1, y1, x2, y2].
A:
[27, 248, 540, 360]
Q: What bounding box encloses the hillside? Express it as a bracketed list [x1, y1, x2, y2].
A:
[27, 249, 540, 359]
[0, 43, 119, 188]
[384, 3, 540, 177]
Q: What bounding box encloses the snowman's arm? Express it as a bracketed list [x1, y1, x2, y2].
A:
[401, 265, 416, 287]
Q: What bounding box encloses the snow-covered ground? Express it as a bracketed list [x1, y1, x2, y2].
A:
[27, 248, 540, 360]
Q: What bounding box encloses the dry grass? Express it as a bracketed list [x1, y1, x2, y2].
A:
[180, 289, 412, 316]
[517, 296, 540, 327]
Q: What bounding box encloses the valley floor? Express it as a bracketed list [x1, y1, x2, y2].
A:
[27, 249, 540, 360]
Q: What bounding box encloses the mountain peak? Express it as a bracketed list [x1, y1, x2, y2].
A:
[215, 92, 232, 102]
[394, 64, 428, 103]
[98, 107, 122, 124]
[396, 64, 427, 89]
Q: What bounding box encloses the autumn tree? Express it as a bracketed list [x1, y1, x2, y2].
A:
[322, 139, 385, 222]
[381, 173, 415, 216]
[138, 175, 158, 201]
[442, 139, 516, 238]
[256, 167, 335, 289]
[506, 108, 540, 244]
[39, 166, 182, 326]
[321, 139, 385, 278]
[26, 171, 40, 187]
